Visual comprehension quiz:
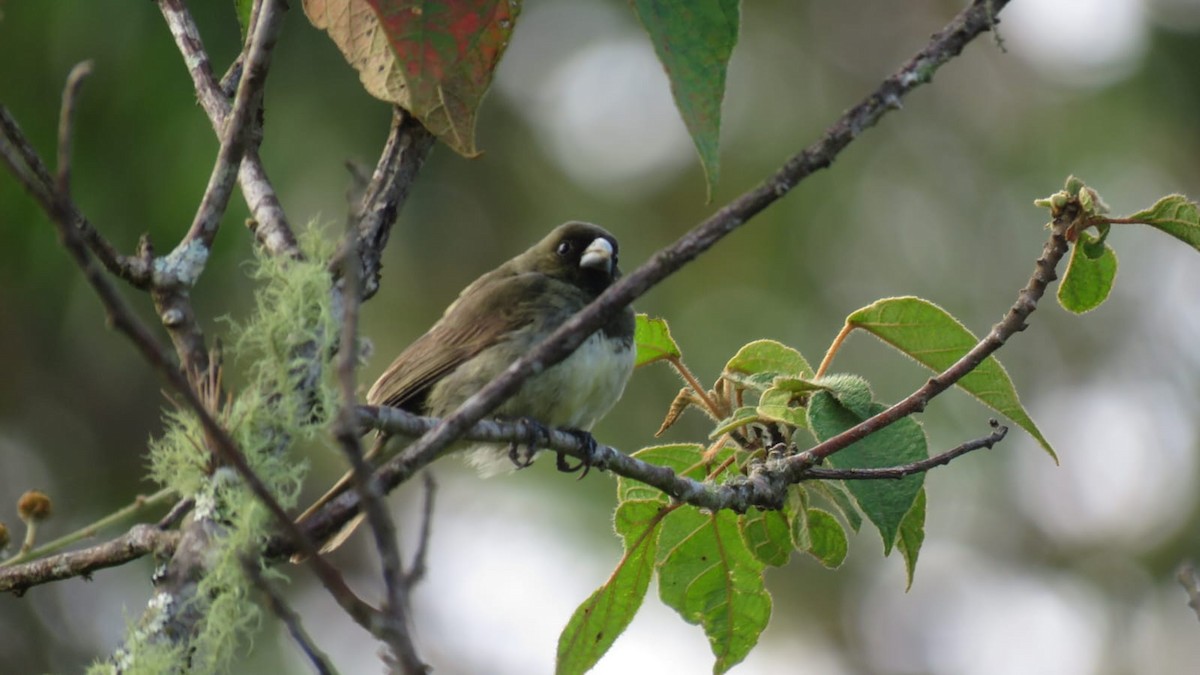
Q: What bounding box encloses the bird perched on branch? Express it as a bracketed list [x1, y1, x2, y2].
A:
[296, 221, 636, 555]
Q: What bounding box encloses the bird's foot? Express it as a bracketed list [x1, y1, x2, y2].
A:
[507, 418, 550, 469]
[556, 428, 598, 480]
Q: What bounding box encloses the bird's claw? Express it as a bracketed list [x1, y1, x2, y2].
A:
[508, 418, 550, 469]
[556, 429, 598, 480]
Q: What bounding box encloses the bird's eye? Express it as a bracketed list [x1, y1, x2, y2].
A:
[556, 241, 572, 257]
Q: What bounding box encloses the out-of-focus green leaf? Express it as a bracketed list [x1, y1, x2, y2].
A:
[631, 0, 740, 197]
[635, 314, 682, 367]
[1058, 231, 1117, 314]
[844, 296, 1056, 460]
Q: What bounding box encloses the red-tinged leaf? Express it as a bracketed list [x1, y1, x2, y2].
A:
[305, 0, 519, 156]
[366, 0, 519, 156]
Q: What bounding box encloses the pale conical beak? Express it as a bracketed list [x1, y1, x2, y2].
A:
[579, 237, 614, 274]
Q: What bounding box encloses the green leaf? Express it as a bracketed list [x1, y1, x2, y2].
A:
[1127, 194, 1200, 252]
[557, 500, 664, 675]
[845, 297, 1056, 460]
[631, 0, 739, 198]
[802, 508, 848, 569]
[619, 444, 706, 503]
[896, 489, 925, 590]
[815, 373, 874, 419]
[755, 387, 809, 430]
[808, 390, 927, 555]
[812, 481, 862, 532]
[658, 508, 771, 673]
[1058, 231, 1117, 314]
[634, 314, 682, 367]
[710, 406, 760, 438]
[725, 339, 814, 381]
[740, 508, 792, 567]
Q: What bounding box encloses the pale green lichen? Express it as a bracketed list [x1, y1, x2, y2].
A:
[122, 224, 341, 674]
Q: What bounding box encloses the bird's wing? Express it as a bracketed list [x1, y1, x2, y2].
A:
[365, 274, 542, 409]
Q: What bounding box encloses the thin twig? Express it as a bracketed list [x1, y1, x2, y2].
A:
[1, 487, 177, 567]
[803, 422, 1007, 480]
[55, 60, 94, 195]
[157, 0, 299, 259]
[334, 219, 426, 671]
[242, 557, 340, 675]
[0, 107, 151, 286]
[374, 0, 1016, 493]
[157, 497, 195, 530]
[180, 0, 279, 249]
[404, 472, 437, 586]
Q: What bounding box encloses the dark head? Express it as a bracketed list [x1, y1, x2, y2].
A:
[524, 222, 622, 295]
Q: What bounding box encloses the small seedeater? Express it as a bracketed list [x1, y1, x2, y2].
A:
[297, 222, 635, 554]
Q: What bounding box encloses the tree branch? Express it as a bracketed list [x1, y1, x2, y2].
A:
[0, 525, 179, 595]
[157, 0, 299, 259]
[349, 107, 436, 299]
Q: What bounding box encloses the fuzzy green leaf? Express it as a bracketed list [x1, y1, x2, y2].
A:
[755, 387, 810, 430]
[1058, 231, 1117, 314]
[710, 406, 761, 438]
[741, 508, 792, 567]
[631, 0, 739, 197]
[1128, 194, 1200, 252]
[725, 339, 814, 382]
[802, 508, 848, 569]
[557, 500, 663, 675]
[808, 389, 927, 555]
[634, 314, 682, 367]
[896, 488, 925, 590]
[658, 508, 771, 673]
[845, 296, 1055, 460]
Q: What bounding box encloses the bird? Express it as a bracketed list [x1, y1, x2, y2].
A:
[296, 221, 636, 555]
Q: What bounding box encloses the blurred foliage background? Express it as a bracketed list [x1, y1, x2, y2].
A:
[3, 0, 1200, 673]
